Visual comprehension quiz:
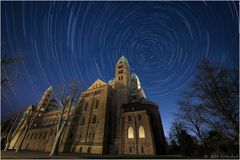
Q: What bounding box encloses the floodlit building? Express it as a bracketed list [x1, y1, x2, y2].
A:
[9, 56, 166, 155]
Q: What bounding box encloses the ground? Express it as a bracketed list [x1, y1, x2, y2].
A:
[1, 150, 183, 159]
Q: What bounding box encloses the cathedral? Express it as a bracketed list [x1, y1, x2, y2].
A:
[8, 56, 166, 155]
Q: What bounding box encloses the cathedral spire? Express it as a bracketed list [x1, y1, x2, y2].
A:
[117, 56, 128, 64]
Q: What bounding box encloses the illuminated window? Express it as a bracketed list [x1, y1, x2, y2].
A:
[139, 126, 145, 138]
[128, 127, 134, 138]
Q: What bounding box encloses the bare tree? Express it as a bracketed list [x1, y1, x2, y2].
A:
[176, 100, 206, 142]
[1, 54, 23, 86]
[3, 112, 21, 151]
[49, 81, 83, 156]
[15, 107, 33, 152]
[176, 59, 239, 142]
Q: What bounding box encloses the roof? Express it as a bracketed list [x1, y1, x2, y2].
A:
[131, 73, 138, 78]
[47, 86, 53, 91]
[87, 79, 107, 90]
[117, 56, 128, 63]
[122, 98, 159, 112]
[140, 98, 157, 106]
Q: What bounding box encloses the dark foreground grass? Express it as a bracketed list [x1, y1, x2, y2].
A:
[1, 150, 184, 159]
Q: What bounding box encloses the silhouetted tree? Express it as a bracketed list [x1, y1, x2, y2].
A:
[1, 54, 23, 87]
[178, 59, 239, 142]
[169, 122, 196, 157]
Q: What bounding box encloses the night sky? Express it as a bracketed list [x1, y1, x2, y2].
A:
[1, 1, 239, 136]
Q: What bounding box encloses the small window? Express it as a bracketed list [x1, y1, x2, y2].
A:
[129, 147, 132, 153]
[81, 117, 85, 125]
[87, 147, 91, 153]
[92, 115, 96, 124]
[118, 70, 123, 74]
[84, 102, 88, 111]
[128, 116, 131, 121]
[95, 100, 99, 109]
[92, 133, 95, 138]
[138, 114, 142, 120]
[79, 147, 82, 153]
[118, 65, 123, 69]
[70, 131, 74, 139]
[128, 127, 134, 138]
[72, 146, 75, 152]
[141, 146, 144, 153]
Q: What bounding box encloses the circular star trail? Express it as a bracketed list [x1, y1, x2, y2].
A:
[1, 1, 239, 132]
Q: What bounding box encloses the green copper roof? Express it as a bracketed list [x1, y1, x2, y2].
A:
[131, 73, 138, 78]
[47, 86, 53, 91]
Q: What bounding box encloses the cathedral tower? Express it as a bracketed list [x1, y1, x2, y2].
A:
[114, 56, 131, 104]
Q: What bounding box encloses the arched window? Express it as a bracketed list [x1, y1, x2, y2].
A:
[81, 117, 85, 125]
[92, 115, 96, 124]
[70, 131, 74, 139]
[128, 116, 131, 121]
[95, 100, 99, 109]
[139, 125, 145, 138]
[138, 114, 142, 120]
[87, 147, 91, 153]
[128, 127, 134, 138]
[84, 102, 88, 111]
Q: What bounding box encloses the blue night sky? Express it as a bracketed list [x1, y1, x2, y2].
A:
[1, 1, 239, 136]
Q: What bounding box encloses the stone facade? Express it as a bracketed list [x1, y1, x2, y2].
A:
[9, 56, 166, 155]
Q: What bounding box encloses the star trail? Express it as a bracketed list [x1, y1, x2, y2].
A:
[1, 1, 239, 135]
